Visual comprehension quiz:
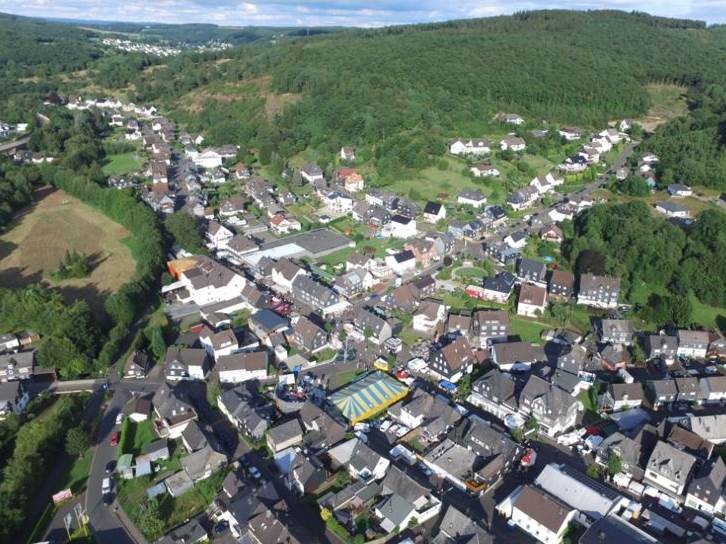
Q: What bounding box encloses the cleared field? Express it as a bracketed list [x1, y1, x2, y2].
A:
[387, 157, 482, 204]
[638, 83, 688, 132]
[0, 188, 136, 315]
[102, 152, 143, 176]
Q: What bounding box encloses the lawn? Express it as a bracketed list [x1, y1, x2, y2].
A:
[101, 152, 143, 176]
[454, 267, 490, 279]
[510, 317, 550, 343]
[119, 419, 155, 456]
[61, 451, 94, 493]
[0, 188, 136, 317]
[386, 156, 481, 204]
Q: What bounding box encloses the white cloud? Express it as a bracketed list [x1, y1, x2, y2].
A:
[0, 0, 723, 26]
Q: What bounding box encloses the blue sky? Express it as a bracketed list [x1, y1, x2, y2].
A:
[1, 0, 724, 26]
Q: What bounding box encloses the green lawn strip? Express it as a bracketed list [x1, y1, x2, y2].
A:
[510, 317, 550, 343]
[101, 152, 143, 176]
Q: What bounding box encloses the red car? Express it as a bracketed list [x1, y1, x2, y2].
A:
[109, 431, 119, 447]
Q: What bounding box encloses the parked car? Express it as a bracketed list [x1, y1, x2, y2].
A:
[249, 466, 262, 480]
[102, 477, 112, 495]
[115, 413, 124, 425]
[109, 432, 119, 447]
[105, 460, 116, 474]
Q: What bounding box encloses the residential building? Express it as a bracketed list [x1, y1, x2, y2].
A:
[644, 440, 697, 496]
[548, 269, 575, 299]
[266, 419, 304, 453]
[217, 351, 268, 384]
[600, 319, 634, 345]
[517, 283, 547, 317]
[472, 310, 510, 347]
[429, 336, 474, 383]
[517, 258, 547, 286]
[199, 327, 238, 361]
[152, 384, 198, 439]
[328, 437, 390, 481]
[389, 389, 462, 442]
[423, 201, 446, 223]
[481, 271, 517, 303]
[646, 335, 678, 365]
[491, 342, 545, 372]
[500, 485, 576, 544]
[457, 189, 488, 207]
[519, 375, 579, 436]
[353, 308, 392, 345]
[577, 274, 620, 309]
[412, 300, 447, 335]
[0, 381, 29, 420]
[469, 368, 519, 420]
[677, 330, 710, 359]
[292, 274, 348, 315]
[165, 347, 211, 381]
[685, 457, 726, 516]
[287, 316, 329, 354]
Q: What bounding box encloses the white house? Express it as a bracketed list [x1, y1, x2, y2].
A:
[340, 147, 356, 161]
[517, 284, 548, 317]
[469, 163, 500, 178]
[385, 250, 416, 276]
[449, 138, 490, 156]
[500, 136, 526, 152]
[324, 192, 354, 214]
[559, 127, 583, 141]
[381, 215, 417, 239]
[677, 330, 709, 359]
[499, 485, 576, 544]
[271, 259, 306, 292]
[668, 183, 693, 197]
[457, 189, 488, 208]
[216, 352, 268, 384]
[412, 301, 447, 335]
[423, 202, 446, 223]
[655, 202, 689, 218]
[199, 328, 239, 362]
[206, 221, 234, 249]
[644, 440, 696, 496]
[193, 150, 224, 169]
[172, 257, 246, 306]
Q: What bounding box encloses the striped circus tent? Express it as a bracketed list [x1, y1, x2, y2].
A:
[330, 371, 409, 425]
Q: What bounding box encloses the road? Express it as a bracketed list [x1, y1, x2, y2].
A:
[495, 140, 639, 241]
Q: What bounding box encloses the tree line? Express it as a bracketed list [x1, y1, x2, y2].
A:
[564, 201, 726, 325]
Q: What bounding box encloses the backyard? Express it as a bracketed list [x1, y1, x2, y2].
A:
[101, 152, 144, 176]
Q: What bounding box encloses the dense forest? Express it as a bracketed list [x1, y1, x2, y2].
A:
[648, 85, 726, 190]
[92, 10, 726, 181]
[565, 202, 726, 314]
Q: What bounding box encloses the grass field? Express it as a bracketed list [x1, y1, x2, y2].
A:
[119, 419, 155, 456]
[0, 188, 136, 315]
[386, 157, 482, 204]
[101, 152, 143, 176]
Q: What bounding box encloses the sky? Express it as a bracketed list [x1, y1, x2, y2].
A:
[0, 0, 724, 27]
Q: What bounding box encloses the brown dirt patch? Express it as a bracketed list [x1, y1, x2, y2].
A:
[0, 187, 136, 316]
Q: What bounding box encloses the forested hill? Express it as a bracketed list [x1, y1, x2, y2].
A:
[109, 10, 726, 180]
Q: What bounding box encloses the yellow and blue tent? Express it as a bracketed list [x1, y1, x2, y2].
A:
[330, 371, 409, 425]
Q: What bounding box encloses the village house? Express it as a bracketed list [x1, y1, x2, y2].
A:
[287, 316, 329, 354]
[472, 310, 510, 347]
[500, 485, 576, 544]
[429, 336, 474, 383]
[205, 221, 234, 249]
[481, 271, 517, 303]
[266, 419, 304, 454]
[301, 163, 324, 183]
[334, 267, 374, 297]
[517, 258, 548, 286]
[448, 138, 491, 156]
[328, 437, 390, 481]
[457, 188, 488, 207]
[385, 250, 416, 276]
[668, 183, 693, 197]
[599, 383, 644, 412]
[340, 147, 356, 161]
[389, 389, 462, 443]
[469, 162, 500, 178]
[600, 319, 634, 345]
[507, 186, 539, 210]
[677, 330, 710, 359]
[152, 384, 198, 439]
[423, 201, 446, 224]
[548, 269, 575, 299]
[577, 274, 620, 309]
[559, 126, 583, 141]
[646, 335, 678, 364]
[353, 308, 392, 345]
[164, 347, 210, 381]
[217, 351, 268, 384]
[248, 309, 290, 347]
[0, 382, 29, 420]
[500, 135, 526, 152]
[539, 224, 564, 244]
[404, 239, 439, 267]
[199, 327, 238, 361]
[656, 202, 690, 218]
[491, 342, 546, 372]
[412, 300, 447, 336]
[496, 112, 525, 125]
[124, 350, 150, 379]
[468, 368, 520, 420]
[218, 386, 271, 439]
[519, 375, 579, 436]
[644, 440, 697, 496]
[517, 283, 548, 317]
[381, 214, 417, 239]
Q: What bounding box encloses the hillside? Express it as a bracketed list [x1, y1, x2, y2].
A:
[75, 21, 340, 45]
[103, 10, 726, 180]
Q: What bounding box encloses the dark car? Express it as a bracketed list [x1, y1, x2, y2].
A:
[102, 492, 114, 506]
[105, 460, 116, 474]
